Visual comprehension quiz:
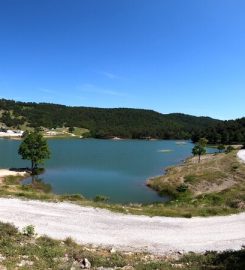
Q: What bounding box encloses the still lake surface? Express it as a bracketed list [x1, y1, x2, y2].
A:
[0, 138, 216, 204]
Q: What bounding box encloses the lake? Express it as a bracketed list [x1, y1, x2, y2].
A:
[0, 138, 215, 204]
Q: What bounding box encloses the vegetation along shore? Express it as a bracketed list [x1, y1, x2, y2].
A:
[1, 148, 245, 218]
[0, 150, 244, 269]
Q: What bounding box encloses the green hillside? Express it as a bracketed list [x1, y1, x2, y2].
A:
[0, 98, 244, 143]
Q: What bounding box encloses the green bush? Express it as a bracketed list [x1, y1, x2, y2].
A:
[182, 213, 192, 218]
[93, 195, 110, 202]
[225, 145, 235, 153]
[176, 184, 188, 193]
[22, 225, 35, 237]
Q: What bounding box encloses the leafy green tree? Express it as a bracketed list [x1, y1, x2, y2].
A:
[199, 137, 208, 147]
[192, 145, 206, 163]
[82, 131, 92, 138]
[18, 131, 50, 173]
[192, 138, 208, 163]
[21, 130, 29, 138]
[68, 126, 75, 133]
[217, 144, 225, 153]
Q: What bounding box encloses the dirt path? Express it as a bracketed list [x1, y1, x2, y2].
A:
[0, 198, 244, 254]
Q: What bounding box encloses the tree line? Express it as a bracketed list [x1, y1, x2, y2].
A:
[191, 118, 245, 144]
[0, 98, 245, 143]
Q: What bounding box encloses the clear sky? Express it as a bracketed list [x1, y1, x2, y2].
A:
[0, 0, 244, 120]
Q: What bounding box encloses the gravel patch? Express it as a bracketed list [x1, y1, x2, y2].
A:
[237, 149, 245, 163]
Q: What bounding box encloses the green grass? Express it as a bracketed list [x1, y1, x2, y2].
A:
[4, 175, 22, 185]
[73, 127, 89, 136]
[184, 170, 227, 184]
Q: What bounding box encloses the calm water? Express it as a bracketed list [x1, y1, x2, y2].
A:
[0, 138, 215, 204]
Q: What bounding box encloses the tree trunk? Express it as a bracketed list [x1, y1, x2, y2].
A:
[198, 154, 201, 163]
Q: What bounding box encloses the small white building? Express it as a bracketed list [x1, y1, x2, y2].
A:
[0, 129, 24, 137]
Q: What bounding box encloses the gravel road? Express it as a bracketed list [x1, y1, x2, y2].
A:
[237, 149, 245, 163]
[0, 198, 244, 254]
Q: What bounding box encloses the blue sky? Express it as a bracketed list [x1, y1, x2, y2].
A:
[0, 0, 244, 120]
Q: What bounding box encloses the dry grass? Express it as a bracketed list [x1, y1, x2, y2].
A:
[148, 151, 245, 196]
[146, 151, 245, 216]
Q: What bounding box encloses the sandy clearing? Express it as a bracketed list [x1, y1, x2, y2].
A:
[0, 169, 27, 184]
[0, 169, 27, 178]
[237, 149, 245, 163]
[0, 198, 244, 254]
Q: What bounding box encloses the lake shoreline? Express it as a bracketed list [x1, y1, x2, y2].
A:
[147, 149, 245, 216]
[0, 152, 244, 264]
[0, 151, 244, 218]
[2, 138, 194, 204]
[1, 138, 244, 217]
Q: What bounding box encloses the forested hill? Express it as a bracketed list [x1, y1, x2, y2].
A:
[0, 98, 244, 144]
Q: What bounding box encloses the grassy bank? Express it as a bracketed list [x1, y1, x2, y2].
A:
[147, 150, 245, 216]
[0, 221, 244, 270]
[0, 150, 245, 218]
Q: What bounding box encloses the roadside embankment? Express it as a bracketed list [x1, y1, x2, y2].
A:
[0, 198, 244, 255]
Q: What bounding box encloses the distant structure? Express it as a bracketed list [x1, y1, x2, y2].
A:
[0, 129, 24, 137]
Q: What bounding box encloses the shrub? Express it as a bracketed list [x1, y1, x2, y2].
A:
[68, 126, 74, 133]
[64, 237, 76, 247]
[22, 225, 35, 237]
[93, 195, 109, 202]
[217, 144, 225, 153]
[182, 212, 192, 218]
[226, 145, 235, 153]
[176, 184, 188, 193]
[231, 163, 239, 171]
[61, 194, 85, 201]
